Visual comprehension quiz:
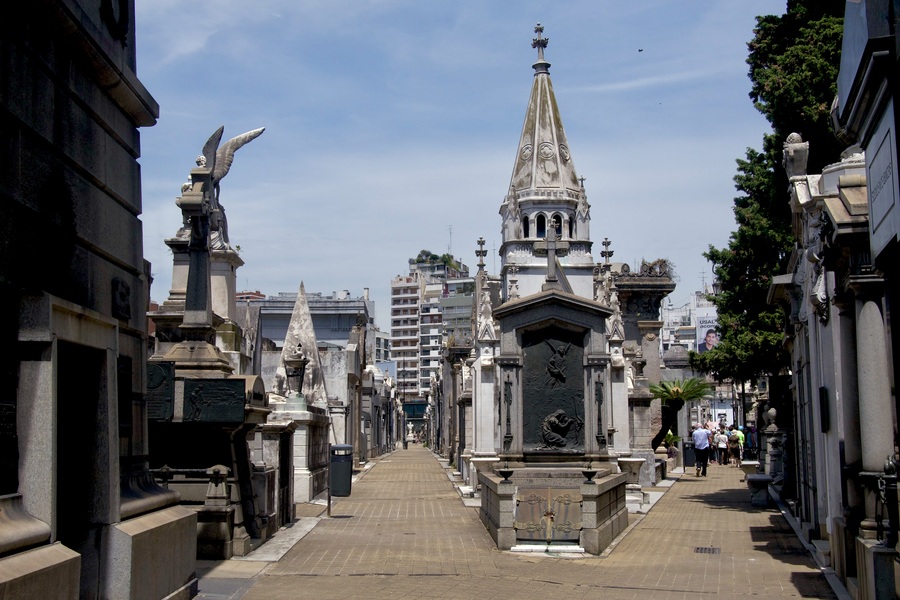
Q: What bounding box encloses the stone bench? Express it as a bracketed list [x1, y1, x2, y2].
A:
[746, 473, 773, 507]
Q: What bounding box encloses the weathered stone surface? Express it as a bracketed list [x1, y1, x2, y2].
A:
[107, 506, 198, 600]
[0, 543, 80, 599]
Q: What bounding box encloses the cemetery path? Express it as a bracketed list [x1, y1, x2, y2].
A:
[201, 446, 836, 600]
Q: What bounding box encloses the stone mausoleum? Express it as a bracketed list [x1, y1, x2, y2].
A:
[1, 2, 197, 598]
[467, 25, 675, 554]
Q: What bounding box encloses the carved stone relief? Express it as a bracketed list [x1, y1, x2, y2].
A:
[522, 327, 584, 451]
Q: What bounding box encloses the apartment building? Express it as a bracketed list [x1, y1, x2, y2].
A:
[390, 254, 471, 402]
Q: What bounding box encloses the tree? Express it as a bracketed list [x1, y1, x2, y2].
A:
[690, 0, 844, 382]
[414, 249, 461, 271]
[649, 378, 714, 451]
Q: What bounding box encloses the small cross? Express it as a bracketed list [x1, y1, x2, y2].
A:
[600, 237, 614, 265]
[475, 237, 487, 270]
[579, 176, 586, 189]
[532, 23, 549, 61]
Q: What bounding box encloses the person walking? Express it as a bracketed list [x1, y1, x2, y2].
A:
[691, 424, 712, 477]
[727, 425, 742, 468]
[714, 427, 729, 465]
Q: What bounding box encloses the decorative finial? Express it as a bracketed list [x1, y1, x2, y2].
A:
[601, 237, 614, 266]
[578, 176, 586, 189]
[476, 237, 487, 270]
[532, 23, 549, 62]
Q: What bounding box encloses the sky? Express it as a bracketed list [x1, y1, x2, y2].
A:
[135, 1, 788, 328]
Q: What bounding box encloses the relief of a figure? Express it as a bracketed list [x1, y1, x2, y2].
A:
[544, 340, 571, 387]
[539, 409, 582, 448]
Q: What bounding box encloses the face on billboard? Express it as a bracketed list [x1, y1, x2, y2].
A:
[698, 328, 718, 353]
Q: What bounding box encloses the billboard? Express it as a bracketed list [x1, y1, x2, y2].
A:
[695, 308, 719, 353]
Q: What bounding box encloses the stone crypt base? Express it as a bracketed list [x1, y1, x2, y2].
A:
[478, 466, 628, 555]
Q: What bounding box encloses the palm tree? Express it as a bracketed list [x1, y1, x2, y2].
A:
[649, 377, 713, 451]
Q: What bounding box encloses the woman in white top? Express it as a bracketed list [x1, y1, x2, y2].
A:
[714, 429, 729, 465]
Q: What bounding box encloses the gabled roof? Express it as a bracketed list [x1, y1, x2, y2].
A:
[493, 287, 611, 322]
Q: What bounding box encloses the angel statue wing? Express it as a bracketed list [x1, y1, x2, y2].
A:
[200, 126, 224, 172]
[212, 127, 266, 184]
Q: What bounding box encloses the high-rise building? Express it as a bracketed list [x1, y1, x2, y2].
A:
[390, 274, 421, 400]
[390, 255, 470, 402]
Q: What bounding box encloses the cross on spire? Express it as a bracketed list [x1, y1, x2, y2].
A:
[579, 176, 586, 189]
[532, 23, 549, 62]
[475, 236, 487, 270]
[600, 237, 614, 265]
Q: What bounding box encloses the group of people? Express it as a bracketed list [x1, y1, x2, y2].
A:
[690, 422, 751, 477]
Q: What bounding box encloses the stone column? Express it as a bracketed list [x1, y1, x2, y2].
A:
[856, 299, 892, 472]
[470, 347, 499, 488]
[855, 296, 894, 552]
[609, 350, 629, 455]
[834, 299, 862, 457]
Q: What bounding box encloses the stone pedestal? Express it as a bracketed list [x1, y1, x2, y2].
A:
[855, 537, 897, 600]
[107, 506, 198, 600]
[196, 505, 236, 560]
[740, 460, 761, 481]
[0, 543, 80, 599]
[478, 468, 626, 555]
[251, 464, 277, 540]
[746, 473, 773, 507]
[764, 429, 787, 480]
[618, 457, 645, 485]
[210, 247, 244, 324]
[469, 455, 500, 491]
[196, 465, 237, 560]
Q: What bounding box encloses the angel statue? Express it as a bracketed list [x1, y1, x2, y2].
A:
[544, 339, 571, 388]
[184, 126, 265, 250]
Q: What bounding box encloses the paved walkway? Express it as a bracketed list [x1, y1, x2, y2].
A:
[198, 446, 835, 599]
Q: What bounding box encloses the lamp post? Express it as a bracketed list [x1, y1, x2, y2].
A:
[729, 382, 741, 428]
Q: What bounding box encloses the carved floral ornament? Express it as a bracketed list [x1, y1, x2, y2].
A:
[539, 142, 555, 160]
[520, 143, 569, 162]
[635, 259, 671, 277]
[520, 145, 534, 161]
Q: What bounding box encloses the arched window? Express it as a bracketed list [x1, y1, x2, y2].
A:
[522, 216, 530, 238]
[568, 216, 574, 239]
[536, 214, 547, 238]
[552, 214, 563, 238]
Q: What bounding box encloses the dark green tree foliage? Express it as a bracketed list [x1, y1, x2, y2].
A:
[690, 1, 844, 381]
[415, 249, 461, 271]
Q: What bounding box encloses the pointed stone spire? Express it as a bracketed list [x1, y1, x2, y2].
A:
[277, 282, 328, 407]
[499, 24, 595, 301]
[509, 23, 580, 196]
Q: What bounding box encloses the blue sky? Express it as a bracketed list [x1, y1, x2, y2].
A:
[135, 1, 787, 327]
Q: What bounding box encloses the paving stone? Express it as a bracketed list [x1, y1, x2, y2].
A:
[200, 449, 835, 599]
